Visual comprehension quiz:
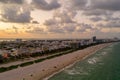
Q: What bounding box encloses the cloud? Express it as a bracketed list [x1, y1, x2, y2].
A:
[0, 5, 32, 23]
[81, 0, 120, 29]
[69, 0, 87, 10]
[44, 18, 64, 33]
[44, 13, 76, 33]
[32, 0, 61, 10]
[48, 26, 64, 33]
[44, 19, 57, 26]
[83, 9, 113, 16]
[98, 21, 120, 28]
[44, 14, 95, 33]
[44, 19, 76, 33]
[63, 24, 77, 33]
[43, 0, 97, 34]
[91, 0, 120, 11]
[76, 23, 97, 33]
[44, 11, 76, 33]
[32, 21, 39, 24]
[2, 26, 20, 34]
[43, 0, 120, 36]
[0, 0, 24, 4]
[81, 23, 93, 29]
[95, 14, 120, 28]
[90, 16, 103, 22]
[26, 27, 46, 34]
[104, 16, 120, 21]
[12, 26, 18, 33]
[1, 0, 119, 37]
[55, 12, 75, 23]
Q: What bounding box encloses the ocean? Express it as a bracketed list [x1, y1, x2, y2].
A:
[49, 42, 120, 80]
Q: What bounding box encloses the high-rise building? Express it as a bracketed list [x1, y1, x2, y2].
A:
[92, 36, 96, 42]
[16, 39, 22, 42]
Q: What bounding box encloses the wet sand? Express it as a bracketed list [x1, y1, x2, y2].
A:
[0, 43, 111, 80]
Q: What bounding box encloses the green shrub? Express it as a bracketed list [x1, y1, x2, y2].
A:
[8, 65, 19, 70]
[34, 58, 46, 63]
[20, 61, 34, 67]
[0, 67, 8, 73]
[0, 49, 75, 73]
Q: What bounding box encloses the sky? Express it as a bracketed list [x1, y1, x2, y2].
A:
[0, 0, 120, 39]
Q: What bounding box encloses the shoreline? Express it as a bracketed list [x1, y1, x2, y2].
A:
[43, 43, 112, 80]
[0, 43, 112, 80]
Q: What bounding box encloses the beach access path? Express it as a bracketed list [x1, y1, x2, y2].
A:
[0, 43, 111, 80]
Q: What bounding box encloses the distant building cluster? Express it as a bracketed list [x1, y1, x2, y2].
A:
[0, 37, 119, 59]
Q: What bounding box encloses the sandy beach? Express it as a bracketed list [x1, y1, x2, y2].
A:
[0, 43, 111, 80]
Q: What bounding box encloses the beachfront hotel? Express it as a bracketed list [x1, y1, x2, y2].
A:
[0, 37, 119, 62]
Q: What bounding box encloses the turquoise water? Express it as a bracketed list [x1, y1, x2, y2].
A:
[49, 42, 120, 80]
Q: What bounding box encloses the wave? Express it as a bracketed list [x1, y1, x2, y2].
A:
[65, 67, 89, 75]
[88, 57, 99, 64]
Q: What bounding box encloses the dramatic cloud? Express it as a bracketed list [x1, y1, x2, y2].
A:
[26, 27, 46, 34]
[90, 17, 103, 22]
[47, 26, 64, 33]
[44, 19, 76, 33]
[81, 0, 120, 29]
[0, 5, 32, 23]
[32, 0, 61, 10]
[104, 16, 120, 22]
[91, 0, 120, 11]
[44, 18, 64, 33]
[43, 0, 97, 34]
[83, 9, 112, 16]
[32, 21, 39, 24]
[44, 19, 57, 26]
[63, 24, 77, 33]
[98, 21, 120, 28]
[44, 10, 76, 33]
[55, 12, 75, 23]
[0, 0, 24, 4]
[12, 26, 18, 33]
[44, 14, 76, 33]
[0, 0, 120, 38]
[70, 0, 87, 10]
[77, 23, 96, 32]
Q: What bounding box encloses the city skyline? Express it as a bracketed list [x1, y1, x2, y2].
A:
[0, 0, 120, 39]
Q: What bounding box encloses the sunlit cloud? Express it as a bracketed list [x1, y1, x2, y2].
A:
[0, 0, 120, 38]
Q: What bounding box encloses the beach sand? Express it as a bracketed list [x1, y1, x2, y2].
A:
[0, 43, 111, 80]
